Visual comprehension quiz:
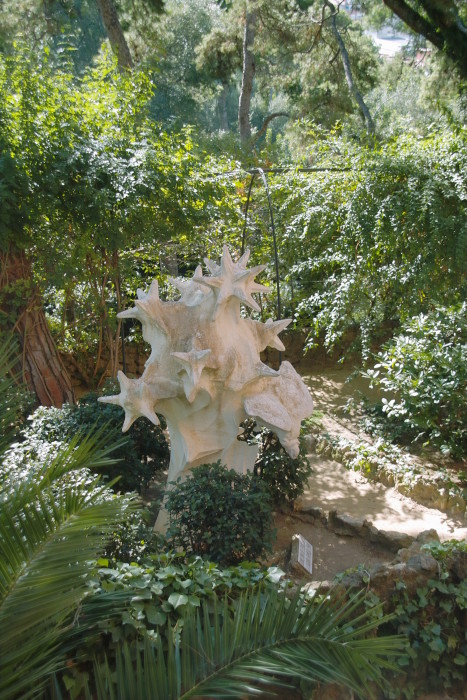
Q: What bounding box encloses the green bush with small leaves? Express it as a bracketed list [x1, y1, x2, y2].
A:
[240, 420, 312, 508]
[165, 461, 276, 566]
[22, 387, 169, 493]
[365, 303, 467, 459]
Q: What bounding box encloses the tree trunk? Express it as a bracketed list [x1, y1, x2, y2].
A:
[382, 0, 467, 78]
[96, 0, 134, 70]
[219, 81, 229, 132]
[0, 249, 75, 407]
[325, 1, 375, 134]
[238, 6, 257, 144]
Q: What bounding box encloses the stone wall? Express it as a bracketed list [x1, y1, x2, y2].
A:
[62, 328, 361, 395]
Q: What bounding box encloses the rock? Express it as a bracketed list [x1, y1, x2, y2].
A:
[369, 554, 442, 599]
[328, 511, 365, 537]
[378, 467, 395, 487]
[370, 562, 407, 598]
[446, 494, 466, 517]
[297, 505, 327, 525]
[415, 529, 440, 544]
[339, 570, 368, 589]
[368, 526, 414, 552]
[406, 552, 438, 574]
[449, 549, 467, 581]
[396, 531, 440, 563]
[302, 434, 316, 451]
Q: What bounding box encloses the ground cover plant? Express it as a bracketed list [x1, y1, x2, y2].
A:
[368, 540, 467, 699]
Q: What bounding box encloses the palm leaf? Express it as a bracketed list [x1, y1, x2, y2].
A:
[90, 586, 405, 699]
[0, 336, 25, 455]
[0, 435, 136, 700]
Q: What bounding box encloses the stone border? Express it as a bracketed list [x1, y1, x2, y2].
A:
[309, 433, 466, 520]
[289, 505, 466, 586]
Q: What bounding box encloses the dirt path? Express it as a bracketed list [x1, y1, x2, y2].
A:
[300, 367, 466, 539]
[270, 366, 466, 581]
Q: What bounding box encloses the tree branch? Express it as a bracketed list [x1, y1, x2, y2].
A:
[251, 112, 290, 146]
[324, 1, 375, 134]
[382, 0, 443, 49]
[96, 0, 133, 70]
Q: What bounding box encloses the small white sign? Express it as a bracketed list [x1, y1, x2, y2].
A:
[297, 534, 313, 575]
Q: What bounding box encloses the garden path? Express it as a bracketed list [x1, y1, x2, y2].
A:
[299, 367, 467, 542]
[269, 367, 466, 582]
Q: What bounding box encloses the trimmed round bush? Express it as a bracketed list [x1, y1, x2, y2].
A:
[165, 461, 275, 566]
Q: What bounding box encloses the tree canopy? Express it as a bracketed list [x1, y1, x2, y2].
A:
[0, 0, 465, 414]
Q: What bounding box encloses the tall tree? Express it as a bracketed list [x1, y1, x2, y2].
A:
[324, 0, 374, 133]
[238, 3, 257, 143]
[96, 0, 133, 69]
[198, 0, 378, 145]
[0, 250, 75, 406]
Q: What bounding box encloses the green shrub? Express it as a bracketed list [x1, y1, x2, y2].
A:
[0, 338, 36, 447]
[377, 541, 467, 698]
[365, 303, 467, 459]
[102, 507, 162, 565]
[165, 461, 276, 566]
[240, 420, 312, 508]
[22, 386, 169, 493]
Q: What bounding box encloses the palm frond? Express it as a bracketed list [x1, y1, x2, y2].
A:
[90, 586, 406, 699]
[0, 336, 25, 455]
[0, 435, 136, 700]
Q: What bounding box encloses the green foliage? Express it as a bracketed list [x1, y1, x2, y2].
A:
[0, 44, 242, 379]
[0, 341, 406, 700]
[0, 341, 135, 699]
[165, 461, 276, 566]
[263, 124, 467, 359]
[100, 506, 161, 565]
[240, 419, 312, 508]
[377, 541, 467, 698]
[82, 556, 284, 646]
[20, 388, 169, 493]
[365, 303, 467, 458]
[422, 538, 467, 559]
[255, 432, 312, 508]
[76, 586, 405, 700]
[0, 338, 35, 452]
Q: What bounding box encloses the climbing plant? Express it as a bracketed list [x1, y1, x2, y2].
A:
[244, 124, 467, 359]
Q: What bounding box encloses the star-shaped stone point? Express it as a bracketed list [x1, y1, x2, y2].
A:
[99, 371, 160, 432]
[171, 345, 215, 402]
[168, 265, 210, 306]
[254, 317, 292, 352]
[199, 245, 271, 314]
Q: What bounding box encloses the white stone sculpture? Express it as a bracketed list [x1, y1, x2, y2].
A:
[100, 246, 313, 530]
